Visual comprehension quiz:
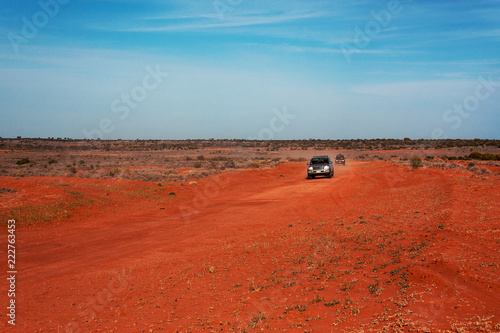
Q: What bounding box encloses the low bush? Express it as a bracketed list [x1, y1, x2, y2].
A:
[468, 151, 500, 161]
[410, 157, 423, 170]
[16, 158, 33, 165]
[248, 161, 261, 168]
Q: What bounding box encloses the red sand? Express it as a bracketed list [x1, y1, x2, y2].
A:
[0, 161, 499, 332]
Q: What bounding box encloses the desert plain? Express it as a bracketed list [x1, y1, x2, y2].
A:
[0, 138, 499, 332]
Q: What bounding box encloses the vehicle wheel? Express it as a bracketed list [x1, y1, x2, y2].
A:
[311, 175, 315, 179]
[307, 175, 311, 179]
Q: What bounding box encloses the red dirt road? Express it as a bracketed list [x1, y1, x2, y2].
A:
[1, 162, 499, 332]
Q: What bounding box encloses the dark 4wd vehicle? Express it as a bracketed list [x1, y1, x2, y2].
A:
[335, 154, 345, 166]
[307, 155, 334, 179]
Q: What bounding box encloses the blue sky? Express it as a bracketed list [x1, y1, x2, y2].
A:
[0, 0, 499, 139]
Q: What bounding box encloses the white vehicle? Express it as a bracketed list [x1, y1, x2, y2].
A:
[307, 156, 334, 179]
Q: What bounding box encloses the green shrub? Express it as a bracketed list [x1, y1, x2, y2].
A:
[410, 157, 423, 170]
[16, 158, 33, 165]
[469, 151, 482, 159]
[468, 151, 500, 161]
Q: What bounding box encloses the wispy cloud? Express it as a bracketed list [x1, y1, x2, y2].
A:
[91, 10, 326, 32]
[1, 0, 499, 139]
[263, 43, 421, 56]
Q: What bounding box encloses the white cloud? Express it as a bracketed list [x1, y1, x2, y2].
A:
[96, 11, 325, 32]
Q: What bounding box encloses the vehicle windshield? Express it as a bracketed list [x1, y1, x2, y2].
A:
[311, 158, 328, 164]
